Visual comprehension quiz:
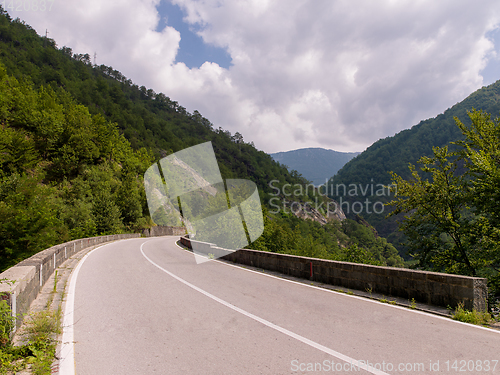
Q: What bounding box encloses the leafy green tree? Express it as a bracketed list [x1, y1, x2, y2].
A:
[454, 110, 500, 255]
[0, 172, 63, 269]
[0, 127, 38, 176]
[338, 244, 382, 265]
[388, 146, 476, 274]
[116, 173, 143, 228]
[388, 109, 500, 282]
[58, 178, 97, 239]
[0, 62, 152, 270]
[454, 110, 500, 296]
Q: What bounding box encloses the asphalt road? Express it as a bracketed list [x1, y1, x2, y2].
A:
[64, 236, 500, 374]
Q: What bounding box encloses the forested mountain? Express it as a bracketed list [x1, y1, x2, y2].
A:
[0, 8, 299, 203]
[327, 79, 500, 253]
[0, 7, 403, 271]
[0, 62, 153, 270]
[271, 148, 360, 186]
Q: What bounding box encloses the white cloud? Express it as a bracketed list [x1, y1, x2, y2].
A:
[10, 0, 500, 153]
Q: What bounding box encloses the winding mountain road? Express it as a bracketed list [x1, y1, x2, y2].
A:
[60, 236, 500, 374]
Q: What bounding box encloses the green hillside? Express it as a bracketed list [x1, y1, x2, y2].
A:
[0, 62, 154, 270]
[0, 8, 299, 203]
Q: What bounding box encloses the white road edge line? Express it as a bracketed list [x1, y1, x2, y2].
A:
[58, 240, 139, 375]
[142, 240, 389, 375]
[172, 238, 500, 334]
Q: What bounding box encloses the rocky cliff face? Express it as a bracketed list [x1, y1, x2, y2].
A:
[286, 197, 346, 225]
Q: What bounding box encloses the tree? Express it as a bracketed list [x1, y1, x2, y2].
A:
[388, 146, 476, 275]
[231, 132, 243, 144]
[388, 109, 500, 281]
[454, 110, 500, 293]
[455, 110, 500, 238]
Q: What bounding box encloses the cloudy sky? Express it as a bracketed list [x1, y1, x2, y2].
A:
[9, 0, 500, 153]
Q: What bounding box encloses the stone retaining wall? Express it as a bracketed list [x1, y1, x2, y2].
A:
[143, 226, 186, 237]
[180, 236, 488, 311]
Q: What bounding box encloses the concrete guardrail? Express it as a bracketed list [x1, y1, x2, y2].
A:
[0, 226, 186, 332]
[0, 234, 140, 331]
[143, 226, 186, 237]
[180, 236, 488, 312]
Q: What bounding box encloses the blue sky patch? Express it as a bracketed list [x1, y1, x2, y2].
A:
[481, 27, 500, 85]
[155, 0, 232, 69]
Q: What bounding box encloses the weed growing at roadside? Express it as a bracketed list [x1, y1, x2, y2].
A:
[410, 298, 417, 309]
[0, 300, 13, 349]
[452, 302, 492, 325]
[0, 309, 61, 374]
[0, 279, 14, 349]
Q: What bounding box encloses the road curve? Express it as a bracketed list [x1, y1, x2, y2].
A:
[63, 236, 500, 374]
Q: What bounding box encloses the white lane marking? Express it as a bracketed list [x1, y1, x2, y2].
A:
[59, 239, 147, 375]
[141, 241, 389, 375]
[172, 238, 500, 335]
[59, 248, 100, 375]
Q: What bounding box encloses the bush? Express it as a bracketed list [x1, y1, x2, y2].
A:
[0, 299, 13, 348]
[452, 302, 492, 325]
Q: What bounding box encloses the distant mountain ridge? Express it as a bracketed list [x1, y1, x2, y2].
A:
[271, 148, 360, 186]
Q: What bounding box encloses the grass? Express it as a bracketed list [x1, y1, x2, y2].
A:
[0, 308, 61, 375]
[0, 300, 13, 350]
[451, 302, 492, 326]
[0, 274, 62, 374]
